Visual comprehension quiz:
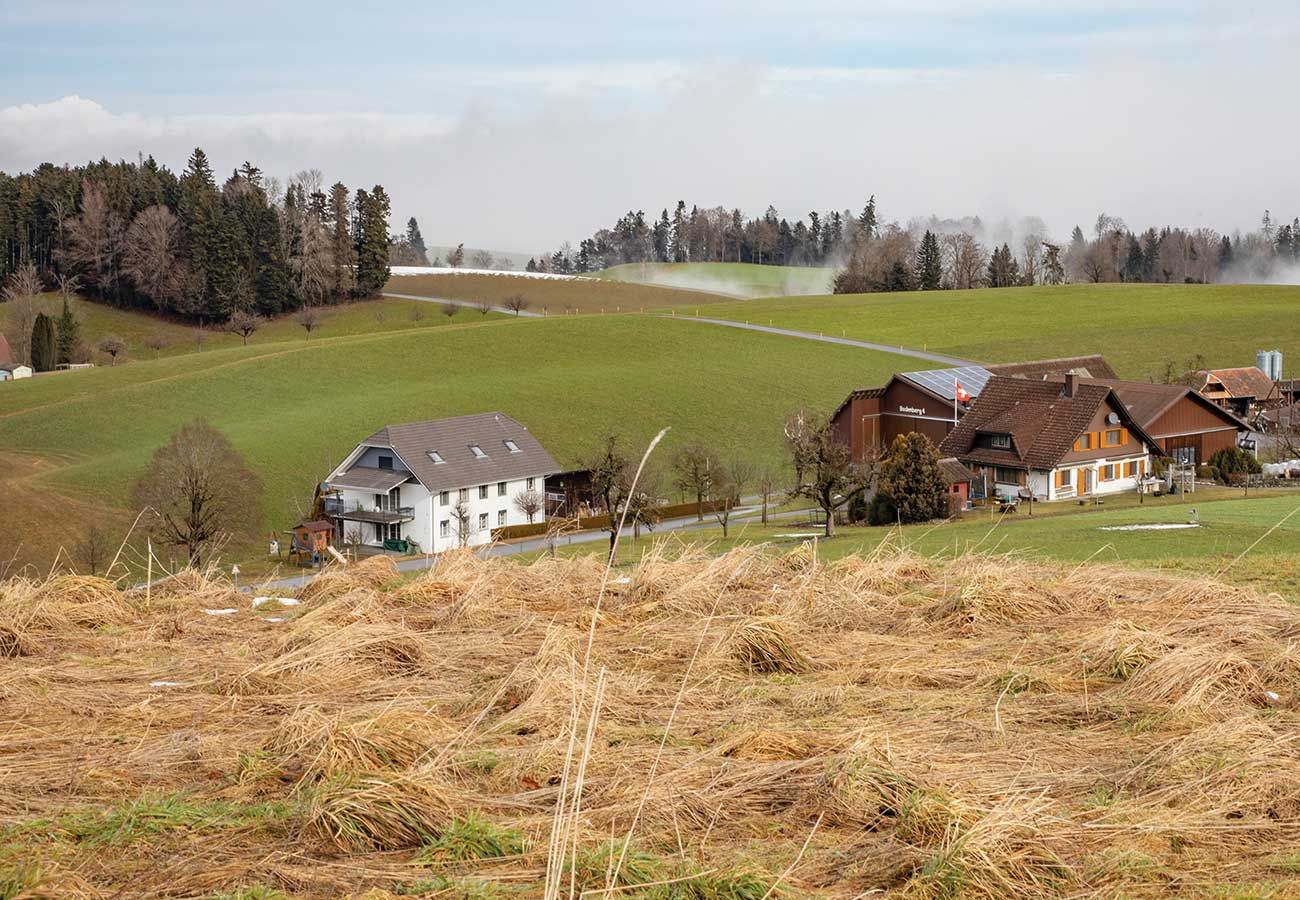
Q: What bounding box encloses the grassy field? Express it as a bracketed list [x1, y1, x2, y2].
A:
[0, 315, 915, 571]
[385, 271, 721, 312]
[673, 282, 1300, 378]
[597, 262, 836, 298]
[8, 549, 1300, 896]
[0, 293, 490, 364]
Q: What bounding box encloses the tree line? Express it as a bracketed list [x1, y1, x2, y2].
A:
[0, 149, 396, 323]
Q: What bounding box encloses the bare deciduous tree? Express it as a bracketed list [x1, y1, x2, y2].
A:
[409, 303, 426, 323]
[224, 310, 263, 345]
[63, 181, 125, 297]
[513, 488, 544, 524]
[144, 332, 170, 358]
[503, 294, 530, 316]
[441, 302, 461, 319]
[755, 466, 781, 525]
[786, 409, 877, 538]
[297, 217, 335, 305]
[672, 442, 717, 520]
[97, 335, 126, 365]
[475, 300, 493, 316]
[76, 526, 111, 576]
[123, 205, 185, 308]
[712, 454, 754, 538]
[296, 305, 323, 339]
[2, 265, 42, 365]
[131, 419, 262, 564]
[451, 499, 473, 547]
[470, 249, 495, 269]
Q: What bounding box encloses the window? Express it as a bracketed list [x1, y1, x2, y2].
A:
[470, 444, 488, 459]
[993, 466, 1022, 484]
[478, 512, 489, 530]
[989, 433, 1011, 449]
[504, 439, 521, 453]
[478, 485, 489, 500]
[526, 477, 536, 490]
[1074, 433, 1094, 452]
[1102, 428, 1127, 448]
[439, 520, 450, 538]
[497, 481, 507, 496]
[1056, 468, 1074, 488]
[377, 455, 393, 470]
[439, 490, 449, 505]
[1172, 446, 1195, 465]
[497, 510, 507, 526]
[458, 487, 468, 502]
[1100, 464, 1117, 481]
[428, 451, 445, 465]
[1123, 461, 1136, 478]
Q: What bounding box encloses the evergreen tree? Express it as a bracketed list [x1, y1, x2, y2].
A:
[877, 433, 947, 524]
[856, 195, 877, 244]
[329, 182, 354, 297]
[30, 312, 57, 371]
[404, 217, 428, 264]
[1122, 234, 1145, 282]
[1042, 242, 1066, 285]
[883, 259, 913, 292]
[1220, 235, 1234, 272]
[353, 186, 392, 296]
[915, 230, 942, 290]
[653, 209, 671, 262]
[671, 201, 688, 262]
[986, 243, 1021, 287]
[56, 295, 79, 364]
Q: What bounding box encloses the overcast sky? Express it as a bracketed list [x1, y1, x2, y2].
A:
[2, 1, 1297, 252]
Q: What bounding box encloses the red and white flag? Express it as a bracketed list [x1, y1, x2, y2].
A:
[955, 380, 971, 404]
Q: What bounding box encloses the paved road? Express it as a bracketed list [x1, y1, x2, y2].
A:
[382, 291, 545, 318]
[384, 290, 972, 365]
[248, 504, 814, 593]
[662, 315, 975, 366]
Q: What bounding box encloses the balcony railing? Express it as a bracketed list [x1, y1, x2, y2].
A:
[326, 503, 415, 524]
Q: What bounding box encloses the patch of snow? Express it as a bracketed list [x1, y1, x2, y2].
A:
[264, 617, 285, 623]
[775, 532, 821, 539]
[610, 576, 631, 585]
[204, 608, 239, 616]
[149, 680, 184, 688]
[252, 596, 298, 608]
[1098, 523, 1201, 532]
[389, 266, 591, 281]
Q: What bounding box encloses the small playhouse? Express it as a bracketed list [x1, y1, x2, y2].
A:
[287, 520, 334, 565]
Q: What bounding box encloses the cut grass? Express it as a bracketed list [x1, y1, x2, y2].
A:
[0, 315, 915, 570]
[596, 262, 835, 299]
[673, 282, 1300, 377]
[386, 271, 717, 312]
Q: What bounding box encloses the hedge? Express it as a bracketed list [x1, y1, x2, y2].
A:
[490, 499, 727, 542]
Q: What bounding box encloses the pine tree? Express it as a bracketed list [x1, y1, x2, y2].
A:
[405, 217, 428, 264]
[30, 312, 57, 371]
[329, 182, 354, 297]
[653, 209, 671, 262]
[1220, 235, 1234, 273]
[353, 185, 392, 296]
[915, 230, 942, 290]
[671, 201, 687, 263]
[856, 196, 877, 244]
[56, 295, 79, 364]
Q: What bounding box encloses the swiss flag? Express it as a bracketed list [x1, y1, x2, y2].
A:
[955, 381, 971, 404]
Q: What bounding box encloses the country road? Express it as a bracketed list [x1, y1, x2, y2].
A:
[383, 290, 973, 366]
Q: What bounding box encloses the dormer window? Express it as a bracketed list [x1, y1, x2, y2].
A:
[989, 433, 1011, 449]
[470, 444, 488, 460]
[504, 439, 521, 453]
[377, 455, 393, 470]
[428, 451, 445, 465]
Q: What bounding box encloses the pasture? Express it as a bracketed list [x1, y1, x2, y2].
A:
[674, 281, 1300, 377]
[597, 261, 836, 298]
[0, 315, 915, 570]
[385, 271, 712, 313]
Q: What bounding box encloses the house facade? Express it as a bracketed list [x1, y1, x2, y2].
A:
[0, 364, 33, 382]
[1192, 367, 1281, 421]
[939, 375, 1164, 502]
[323, 412, 559, 553]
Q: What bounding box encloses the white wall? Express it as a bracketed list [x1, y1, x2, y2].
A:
[1048, 454, 1149, 501]
[429, 474, 546, 553]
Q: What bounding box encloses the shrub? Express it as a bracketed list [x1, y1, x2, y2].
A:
[1208, 447, 1260, 484]
[877, 433, 946, 524]
[866, 492, 897, 526]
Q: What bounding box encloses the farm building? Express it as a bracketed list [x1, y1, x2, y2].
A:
[0, 364, 33, 382]
[938, 457, 975, 512]
[832, 355, 1120, 464]
[1191, 367, 1281, 420]
[322, 412, 558, 553]
[938, 374, 1163, 503]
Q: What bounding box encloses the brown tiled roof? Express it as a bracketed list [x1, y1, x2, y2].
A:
[0, 334, 12, 367]
[297, 520, 333, 533]
[1041, 375, 1248, 433]
[938, 457, 975, 485]
[361, 412, 559, 492]
[938, 376, 1157, 470]
[1198, 367, 1278, 400]
[986, 355, 1119, 380]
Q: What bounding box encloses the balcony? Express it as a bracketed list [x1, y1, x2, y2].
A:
[326, 501, 415, 525]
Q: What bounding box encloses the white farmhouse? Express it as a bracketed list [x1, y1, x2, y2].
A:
[322, 412, 559, 553]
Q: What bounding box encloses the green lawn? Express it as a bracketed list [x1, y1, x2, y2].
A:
[597, 262, 835, 298]
[386, 271, 713, 313]
[0, 315, 917, 566]
[0, 293, 491, 364]
[671, 282, 1300, 378]
[566, 489, 1300, 596]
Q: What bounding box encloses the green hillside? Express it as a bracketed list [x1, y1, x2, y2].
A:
[597, 262, 836, 298]
[0, 315, 915, 566]
[673, 282, 1300, 378]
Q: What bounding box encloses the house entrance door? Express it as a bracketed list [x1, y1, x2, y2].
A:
[1078, 468, 1093, 495]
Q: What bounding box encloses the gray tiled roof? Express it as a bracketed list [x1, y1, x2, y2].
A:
[361, 412, 559, 492]
[332, 467, 413, 492]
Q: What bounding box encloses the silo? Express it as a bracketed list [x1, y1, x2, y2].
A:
[1258, 350, 1271, 377]
[1271, 349, 1283, 381]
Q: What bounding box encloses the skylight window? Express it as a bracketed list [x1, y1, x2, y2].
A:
[470, 444, 488, 459]
[504, 439, 521, 453]
[428, 451, 445, 465]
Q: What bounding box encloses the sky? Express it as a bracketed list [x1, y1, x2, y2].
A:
[1, 1, 1298, 253]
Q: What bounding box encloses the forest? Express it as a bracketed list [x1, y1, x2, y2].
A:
[0, 149, 395, 322]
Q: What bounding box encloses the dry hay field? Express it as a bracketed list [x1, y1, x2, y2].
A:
[5, 546, 1300, 898]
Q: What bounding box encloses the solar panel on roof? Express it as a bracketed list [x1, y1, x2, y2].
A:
[899, 365, 994, 402]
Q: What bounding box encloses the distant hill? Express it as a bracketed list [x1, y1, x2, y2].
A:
[425, 245, 536, 271]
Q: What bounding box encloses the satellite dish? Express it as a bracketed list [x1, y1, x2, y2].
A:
[1107, 412, 1120, 425]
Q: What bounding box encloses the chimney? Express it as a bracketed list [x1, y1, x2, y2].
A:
[1064, 373, 1078, 398]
